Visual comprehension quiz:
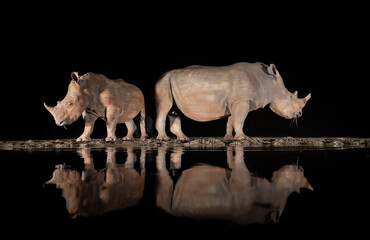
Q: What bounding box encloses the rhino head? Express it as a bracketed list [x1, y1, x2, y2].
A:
[267, 64, 311, 119]
[268, 164, 313, 223]
[44, 72, 86, 127]
[272, 164, 313, 193]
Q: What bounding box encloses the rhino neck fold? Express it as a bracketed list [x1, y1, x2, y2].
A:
[263, 87, 272, 108]
[85, 108, 107, 121]
[267, 81, 287, 107]
[256, 77, 273, 109]
[82, 86, 106, 121]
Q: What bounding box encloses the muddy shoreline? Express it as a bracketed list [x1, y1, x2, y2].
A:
[1, 137, 369, 150]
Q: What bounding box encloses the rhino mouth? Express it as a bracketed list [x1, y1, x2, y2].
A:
[58, 120, 69, 128]
[285, 111, 303, 120]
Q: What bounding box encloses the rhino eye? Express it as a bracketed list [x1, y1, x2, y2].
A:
[68, 102, 73, 107]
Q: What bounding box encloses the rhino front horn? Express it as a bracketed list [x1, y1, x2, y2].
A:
[304, 93, 311, 103]
[44, 103, 54, 113]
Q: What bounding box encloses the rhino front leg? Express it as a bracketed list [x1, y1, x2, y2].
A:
[77, 112, 97, 142]
[230, 100, 249, 140]
[230, 146, 251, 186]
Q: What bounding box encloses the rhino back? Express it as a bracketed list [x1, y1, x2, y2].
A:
[80, 73, 144, 122]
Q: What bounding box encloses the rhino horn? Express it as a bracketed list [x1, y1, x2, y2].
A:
[44, 103, 55, 114]
[45, 178, 55, 184]
[303, 93, 311, 103]
[293, 91, 298, 97]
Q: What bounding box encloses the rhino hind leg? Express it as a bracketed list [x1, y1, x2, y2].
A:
[123, 120, 137, 141]
[169, 114, 189, 141]
[155, 73, 172, 140]
[223, 116, 234, 140]
[139, 107, 148, 140]
[156, 111, 171, 140]
[105, 107, 119, 142]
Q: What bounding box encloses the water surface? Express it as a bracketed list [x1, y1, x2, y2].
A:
[2, 145, 368, 238]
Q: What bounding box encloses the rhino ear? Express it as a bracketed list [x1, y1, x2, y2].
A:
[293, 91, 298, 97]
[71, 72, 80, 81]
[68, 80, 82, 95]
[267, 64, 280, 77]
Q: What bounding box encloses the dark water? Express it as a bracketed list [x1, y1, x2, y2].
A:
[2, 146, 369, 238]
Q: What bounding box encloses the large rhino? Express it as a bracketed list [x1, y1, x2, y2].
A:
[156, 146, 313, 225]
[44, 72, 147, 141]
[155, 62, 311, 140]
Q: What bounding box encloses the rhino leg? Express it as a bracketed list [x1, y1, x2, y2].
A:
[223, 116, 234, 140]
[139, 107, 148, 140]
[123, 120, 137, 140]
[230, 146, 251, 186]
[124, 147, 136, 168]
[77, 112, 97, 142]
[105, 107, 119, 142]
[226, 146, 234, 168]
[169, 115, 189, 141]
[156, 109, 170, 140]
[155, 73, 172, 140]
[170, 147, 184, 170]
[155, 147, 173, 213]
[230, 100, 249, 140]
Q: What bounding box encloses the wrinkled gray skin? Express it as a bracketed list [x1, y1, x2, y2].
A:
[156, 146, 313, 225]
[155, 62, 311, 140]
[44, 72, 147, 142]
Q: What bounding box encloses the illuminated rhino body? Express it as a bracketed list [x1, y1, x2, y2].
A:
[44, 72, 147, 141]
[155, 62, 311, 140]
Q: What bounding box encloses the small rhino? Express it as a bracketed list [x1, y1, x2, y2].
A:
[155, 62, 311, 140]
[44, 72, 147, 142]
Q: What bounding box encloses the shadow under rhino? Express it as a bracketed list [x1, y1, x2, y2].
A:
[156, 146, 313, 225]
[46, 147, 146, 217]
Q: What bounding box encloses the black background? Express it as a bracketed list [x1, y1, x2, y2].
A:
[2, 5, 369, 140]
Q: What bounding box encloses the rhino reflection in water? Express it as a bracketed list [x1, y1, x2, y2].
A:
[46, 147, 146, 217]
[156, 146, 313, 225]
